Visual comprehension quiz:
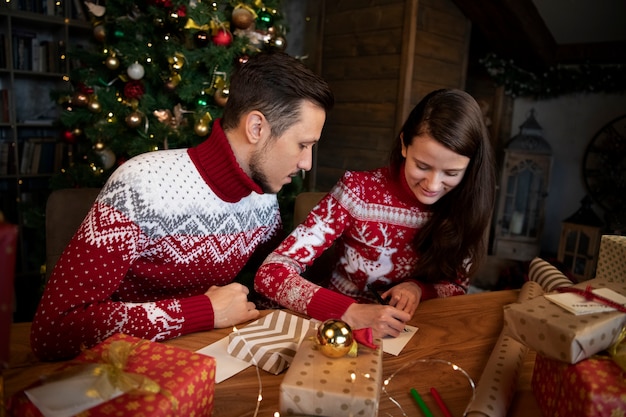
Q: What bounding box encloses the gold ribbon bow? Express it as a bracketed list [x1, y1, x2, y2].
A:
[84, 340, 161, 399]
[608, 326, 626, 372]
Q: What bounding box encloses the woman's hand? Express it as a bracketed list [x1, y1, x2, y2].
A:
[382, 281, 422, 316]
[341, 303, 411, 339]
[206, 283, 260, 328]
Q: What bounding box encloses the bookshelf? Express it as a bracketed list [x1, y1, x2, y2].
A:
[0, 0, 91, 321]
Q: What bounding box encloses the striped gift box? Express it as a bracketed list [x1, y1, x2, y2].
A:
[227, 310, 313, 375]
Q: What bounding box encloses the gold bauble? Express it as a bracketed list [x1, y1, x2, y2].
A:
[88, 99, 102, 113]
[125, 111, 143, 128]
[214, 87, 229, 107]
[105, 55, 120, 70]
[231, 7, 254, 29]
[93, 24, 106, 42]
[194, 120, 209, 136]
[315, 319, 354, 358]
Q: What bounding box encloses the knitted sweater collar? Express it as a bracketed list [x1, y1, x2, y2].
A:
[188, 118, 263, 203]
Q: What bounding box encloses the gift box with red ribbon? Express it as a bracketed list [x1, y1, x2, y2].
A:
[7, 333, 216, 417]
[531, 353, 626, 417]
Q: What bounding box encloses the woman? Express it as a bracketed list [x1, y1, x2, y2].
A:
[255, 89, 495, 339]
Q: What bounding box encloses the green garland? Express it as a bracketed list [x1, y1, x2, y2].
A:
[480, 53, 626, 98]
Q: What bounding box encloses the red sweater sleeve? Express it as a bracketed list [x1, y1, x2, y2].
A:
[255, 194, 357, 320]
[30, 203, 215, 361]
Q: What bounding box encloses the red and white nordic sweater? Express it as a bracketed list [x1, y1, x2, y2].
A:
[255, 167, 468, 322]
[31, 120, 282, 360]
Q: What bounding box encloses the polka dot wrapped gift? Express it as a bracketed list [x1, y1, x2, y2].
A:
[503, 278, 626, 364]
[279, 327, 382, 417]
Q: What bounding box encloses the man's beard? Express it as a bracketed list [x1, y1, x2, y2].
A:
[249, 149, 275, 194]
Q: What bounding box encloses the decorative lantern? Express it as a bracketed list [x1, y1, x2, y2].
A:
[493, 109, 552, 261]
[557, 196, 604, 282]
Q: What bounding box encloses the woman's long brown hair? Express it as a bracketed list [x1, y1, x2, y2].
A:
[390, 89, 496, 282]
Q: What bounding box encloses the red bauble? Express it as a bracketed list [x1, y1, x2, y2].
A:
[124, 80, 145, 99]
[212, 29, 233, 47]
[63, 130, 76, 143]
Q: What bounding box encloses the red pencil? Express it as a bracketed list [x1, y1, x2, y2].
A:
[430, 387, 453, 417]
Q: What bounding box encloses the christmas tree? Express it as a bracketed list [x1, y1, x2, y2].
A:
[51, 0, 289, 189]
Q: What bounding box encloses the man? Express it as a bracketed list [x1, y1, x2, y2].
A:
[31, 52, 334, 361]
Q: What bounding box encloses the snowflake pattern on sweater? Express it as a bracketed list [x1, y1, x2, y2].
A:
[31, 122, 281, 360]
[255, 167, 469, 323]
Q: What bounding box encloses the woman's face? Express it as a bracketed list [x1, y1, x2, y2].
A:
[401, 134, 470, 205]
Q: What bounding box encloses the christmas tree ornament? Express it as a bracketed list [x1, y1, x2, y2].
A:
[72, 92, 89, 107]
[105, 54, 120, 70]
[85, 1, 106, 17]
[194, 118, 209, 136]
[212, 28, 233, 47]
[93, 24, 106, 42]
[72, 127, 83, 137]
[63, 130, 76, 143]
[237, 54, 250, 66]
[256, 9, 274, 30]
[95, 146, 117, 170]
[88, 97, 102, 113]
[125, 111, 143, 128]
[270, 35, 286, 50]
[123, 80, 145, 99]
[315, 319, 354, 358]
[231, 5, 255, 30]
[127, 62, 145, 80]
[213, 87, 229, 107]
[195, 30, 209, 47]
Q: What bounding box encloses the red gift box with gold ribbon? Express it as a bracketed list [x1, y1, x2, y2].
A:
[7, 333, 216, 417]
[531, 353, 626, 417]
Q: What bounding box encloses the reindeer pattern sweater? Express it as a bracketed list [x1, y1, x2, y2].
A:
[255, 167, 468, 322]
[31, 120, 281, 360]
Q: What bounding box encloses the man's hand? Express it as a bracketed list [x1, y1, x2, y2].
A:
[341, 303, 411, 339]
[205, 283, 260, 328]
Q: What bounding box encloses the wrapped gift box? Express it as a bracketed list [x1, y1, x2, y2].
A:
[503, 278, 626, 363]
[227, 310, 313, 375]
[595, 235, 626, 283]
[531, 353, 626, 417]
[7, 333, 216, 417]
[279, 328, 382, 417]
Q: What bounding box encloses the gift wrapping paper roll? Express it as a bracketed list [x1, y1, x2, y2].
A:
[464, 281, 543, 417]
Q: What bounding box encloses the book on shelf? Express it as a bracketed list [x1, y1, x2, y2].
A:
[12, 30, 37, 71]
[0, 33, 7, 69]
[18, 137, 60, 175]
[0, 89, 9, 123]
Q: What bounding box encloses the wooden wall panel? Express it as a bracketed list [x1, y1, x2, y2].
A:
[313, 0, 471, 191]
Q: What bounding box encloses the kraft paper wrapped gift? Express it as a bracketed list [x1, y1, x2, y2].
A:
[279, 328, 382, 417]
[227, 310, 313, 375]
[595, 234, 626, 283]
[531, 354, 626, 417]
[503, 279, 626, 363]
[7, 333, 216, 417]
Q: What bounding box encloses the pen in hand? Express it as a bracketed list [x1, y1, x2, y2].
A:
[367, 283, 389, 305]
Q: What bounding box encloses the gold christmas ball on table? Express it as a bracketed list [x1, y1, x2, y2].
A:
[315, 319, 354, 358]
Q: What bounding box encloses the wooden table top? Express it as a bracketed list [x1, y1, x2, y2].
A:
[4, 290, 540, 416]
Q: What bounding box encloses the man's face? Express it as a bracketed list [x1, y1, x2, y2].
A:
[250, 101, 326, 194]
